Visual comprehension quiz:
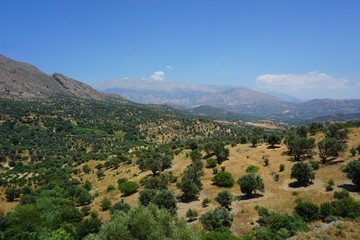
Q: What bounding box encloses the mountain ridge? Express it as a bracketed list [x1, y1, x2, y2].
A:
[0, 54, 104, 101]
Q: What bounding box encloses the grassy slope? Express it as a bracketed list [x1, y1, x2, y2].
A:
[1, 127, 359, 238]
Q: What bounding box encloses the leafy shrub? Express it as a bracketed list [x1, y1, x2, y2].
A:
[82, 164, 91, 174]
[107, 184, 116, 192]
[212, 171, 234, 187]
[350, 147, 357, 156]
[246, 165, 260, 173]
[81, 205, 91, 216]
[206, 158, 218, 168]
[119, 181, 139, 196]
[202, 198, 211, 207]
[110, 199, 131, 214]
[309, 160, 319, 170]
[202, 227, 240, 240]
[279, 164, 285, 172]
[320, 197, 360, 219]
[257, 209, 310, 237]
[186, 208, 198, 221]
[326, 179, 335, 191]
[101, 197, 112, 211]
[294, 201, 319, 222]
[333, 189, 350, 200]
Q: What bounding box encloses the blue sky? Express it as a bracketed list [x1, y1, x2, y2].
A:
[1, 0, 360, 99]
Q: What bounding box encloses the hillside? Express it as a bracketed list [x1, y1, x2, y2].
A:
[0, 97, 359, 239]
[0, 54, 103, 100]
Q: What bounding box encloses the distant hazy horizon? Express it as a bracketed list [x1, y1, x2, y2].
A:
[1, 1, 359, 99]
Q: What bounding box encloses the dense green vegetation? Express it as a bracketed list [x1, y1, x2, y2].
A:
[1, 98, 359, 240]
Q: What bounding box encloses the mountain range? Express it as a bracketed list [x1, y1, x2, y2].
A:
[1, 54, 359, 123]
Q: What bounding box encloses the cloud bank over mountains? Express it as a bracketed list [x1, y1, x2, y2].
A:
[96, 69, 358, 100]
[255, 71, 350, 94]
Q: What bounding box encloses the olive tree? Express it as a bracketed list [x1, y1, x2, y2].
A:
[290, 162, 315, 185]
[238, 174, 265, 197]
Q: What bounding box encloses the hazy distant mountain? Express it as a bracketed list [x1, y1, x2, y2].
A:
[99, 78, 231, 105]
[0, 54, 104, 100]
[101, 81, 296, 116]
[267, 91, 302, 103]
[101, 78, 360, 122]
[299, 99, 360, 116]
[193, 87, 296, 116]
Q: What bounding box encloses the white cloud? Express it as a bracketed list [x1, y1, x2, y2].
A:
[150, 71, 165, 81]
[256, 71, 348, 91]
[166, 65, 173, 70]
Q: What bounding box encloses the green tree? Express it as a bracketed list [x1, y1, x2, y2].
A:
[200, 207, 233, 231]
[325, 123, 348, 140]
[152, 189, 177, 215]
[343, 160, 360, 188]
[287, 135, 315, 161]
[266, 134, 281, 148]
[249, 127, 264, 147]
[213, 143, 229, 162]
[85, 204, 201, 240]
[238, 174, 265, 197]
[139, 189, 157, 206]
[183, 160, 204, 188]
[137, 148, 173, 176]
[290, 162, 315, 185]
[5, 187, 20, 202]
[318, 137, 346, 164]
[190, 149, 202, 161]
[177, 176, 200, 200]
[74, 187, 93, 206]
[215, 190, 233, 209]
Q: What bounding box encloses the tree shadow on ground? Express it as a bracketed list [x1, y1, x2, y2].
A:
[179, 196, 199, 203]
[288, 181, 313, 188]
[267, 146, 280, 149]
[322, 159, 345, 165]
[236, 193, 264, 201]
[338, 183, 359, 193]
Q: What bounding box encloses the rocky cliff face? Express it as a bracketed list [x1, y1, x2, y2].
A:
[0, 54, 103, 101]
